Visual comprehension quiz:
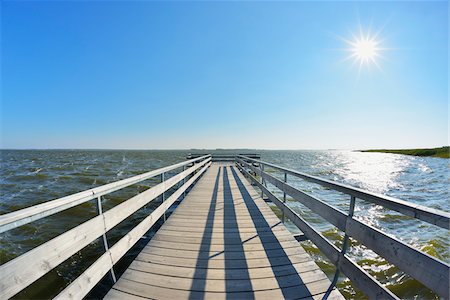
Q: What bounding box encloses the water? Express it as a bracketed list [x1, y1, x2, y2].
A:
[0, 150, 448, 299]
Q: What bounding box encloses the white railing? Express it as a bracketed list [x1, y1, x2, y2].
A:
[236, 155, 449, 299]
[0, 155, 211, 299]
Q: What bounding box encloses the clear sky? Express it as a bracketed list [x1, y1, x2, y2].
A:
[1, 1, 448, 150]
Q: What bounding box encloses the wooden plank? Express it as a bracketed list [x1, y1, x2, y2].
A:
[135, 251, 312, 269]
[149, 232, 297, 245]
[153, 229, 293, 240]
[169, 214, 276, 220]
[163, 218, 282, 226]
[142, 245, 309, 260]
[106, 287, 342, 300]
[53, 248, 114, 300]
[167, 214, 280, 222]
[145, 239, 301, 252]
[159, 224, 286, 233]
[109, 277, 335, 300]
[128, 260, 322, 280]
[346, 218, 449, 298]
[312, 289, 344, 300]
[170, 209, 276, 217]
[0, 214, 106, 299]
[105, 289, 147, 300]
[118, 268, 328, 292]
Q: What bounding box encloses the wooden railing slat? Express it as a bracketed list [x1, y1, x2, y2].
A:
[0, 215, 105, 299]
[346, 219, 449, 298]
[0, 155, 211, 233]
[237, 155, 450, 229]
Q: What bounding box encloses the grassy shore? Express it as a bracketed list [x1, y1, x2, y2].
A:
[361, 146, 449, 158]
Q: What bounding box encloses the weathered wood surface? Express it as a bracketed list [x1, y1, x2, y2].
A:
[105, 164, 343, 299]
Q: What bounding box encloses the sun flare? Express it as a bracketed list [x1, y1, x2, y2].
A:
[340, 28, 385, 71]
[352, 38, 379, 63]
[350, 37, 380, 64]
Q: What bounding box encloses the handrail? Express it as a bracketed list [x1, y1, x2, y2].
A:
[0, 156, 211, 299]
[188, 153, 261, 162]
[236, 157, 450, 299]
[0, 154, 211, 233]
[235, 164, 397, 299]
[237, 155, 450, 229]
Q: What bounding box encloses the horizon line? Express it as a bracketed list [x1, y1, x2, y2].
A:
[1, 146, 447, 151]
[0, 147, 355, 151]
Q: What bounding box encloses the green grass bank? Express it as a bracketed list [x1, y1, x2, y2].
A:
[361, 146, 449, 158]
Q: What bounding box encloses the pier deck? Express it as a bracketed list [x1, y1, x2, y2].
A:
[105, 163, 343, 299]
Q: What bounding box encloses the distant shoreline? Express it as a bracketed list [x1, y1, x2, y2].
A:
[360, 146, 449, 158]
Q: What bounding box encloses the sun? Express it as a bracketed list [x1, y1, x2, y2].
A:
[339, 28, 386, 71]
[349, 35, 381, 66]
[352, 38, 379, 62]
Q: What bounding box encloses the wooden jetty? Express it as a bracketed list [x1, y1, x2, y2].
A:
[106, 163, 342, 299]
[0, 154, 449, 299]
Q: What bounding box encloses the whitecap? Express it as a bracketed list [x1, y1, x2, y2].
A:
[418, 163, 431, 173]
[33, 168, 43, 174]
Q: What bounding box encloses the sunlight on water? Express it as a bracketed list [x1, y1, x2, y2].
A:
[329, 151, 411, 194]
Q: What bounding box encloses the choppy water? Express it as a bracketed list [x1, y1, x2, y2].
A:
[1, 150, 448, 299]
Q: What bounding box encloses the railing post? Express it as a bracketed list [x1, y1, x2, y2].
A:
[161, 172, 166, 222]
[96, 196, 117, 283]
[326, 195, 356, 298]
[341, 196, 356, 252]
[260, 164, 265, 198]
[182, 166, 186, 199]
[282, 172, 287, 223]
[263, 166, 267, 187]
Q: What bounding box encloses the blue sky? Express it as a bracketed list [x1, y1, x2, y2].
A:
[1, 1, 448, 149]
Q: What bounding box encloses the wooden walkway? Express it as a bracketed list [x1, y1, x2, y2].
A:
[105, 163, 344, 300]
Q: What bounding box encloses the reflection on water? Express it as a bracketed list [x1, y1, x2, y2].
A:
[330, 151, 410, 194]
[0, 149, 448, 299]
